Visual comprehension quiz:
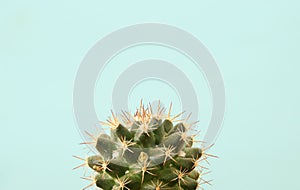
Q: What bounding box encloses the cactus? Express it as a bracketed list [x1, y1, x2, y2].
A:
[74, 101, 215, 190]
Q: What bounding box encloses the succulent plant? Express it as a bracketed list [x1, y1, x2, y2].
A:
[74, 101, 215, 190]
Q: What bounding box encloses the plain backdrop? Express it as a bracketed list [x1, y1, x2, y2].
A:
[1, 1, 299, 189]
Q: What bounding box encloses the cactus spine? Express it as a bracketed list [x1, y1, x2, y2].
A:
[75, 101, 214, 190]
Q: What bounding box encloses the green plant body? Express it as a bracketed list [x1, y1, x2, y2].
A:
[75, 102, 214, 190]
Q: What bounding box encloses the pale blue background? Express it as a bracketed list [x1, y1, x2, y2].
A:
[1, 1, 299, 189]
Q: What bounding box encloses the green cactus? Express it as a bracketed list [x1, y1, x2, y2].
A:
[75, 101, 215, 190]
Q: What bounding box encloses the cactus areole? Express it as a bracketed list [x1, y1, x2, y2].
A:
[75, 101, 214, 190]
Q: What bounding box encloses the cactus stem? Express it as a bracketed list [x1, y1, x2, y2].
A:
[76, 101, 215, 190]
